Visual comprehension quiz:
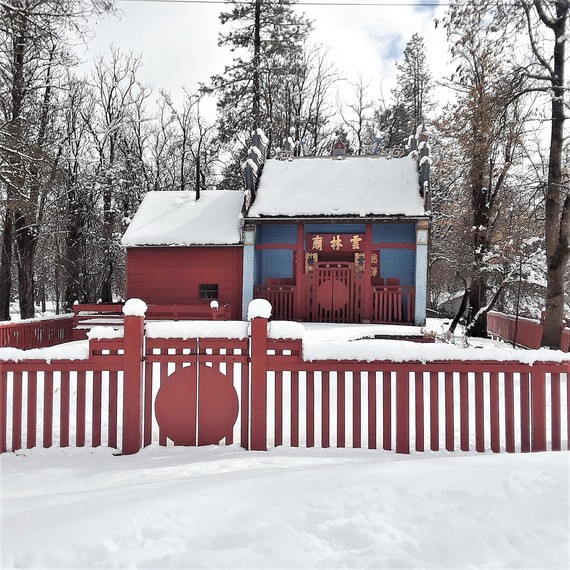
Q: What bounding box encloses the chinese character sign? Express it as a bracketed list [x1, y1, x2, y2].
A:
[307, 234, 364, 253]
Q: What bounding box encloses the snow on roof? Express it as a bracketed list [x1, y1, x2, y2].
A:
[247, 156, 426, 218]
[122, 191, 244, 247]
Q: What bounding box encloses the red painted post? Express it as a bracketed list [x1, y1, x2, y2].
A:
[0, 361, 5, 452]
[250, 316, 268, 451]
[551, 373, 561, 452]
[415, 371, 424, 452]
[429, 372, 439, 451]
[322, 371, 330, 448]
[444, 371, 454, 451]
[382, 372, 391, 450]
[504, 372, 515, 453]
[490, 372, 500, 453]
[122, 313, 145, 455]
[475, 371, 485, 452]
[368, 373, 377, 450]
[274, 370, 283, 447]
[531, 368, 547, 452]
[43, 371, 53, 448]
[520, 372, 531, 453]
[460, 371, 469, 451]
[306, 371, 315, 447]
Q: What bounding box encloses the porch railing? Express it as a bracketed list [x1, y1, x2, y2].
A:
[372, 285, 415, 324]
[0, 316, 73, 350]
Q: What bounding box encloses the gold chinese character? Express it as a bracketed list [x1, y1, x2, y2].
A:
[350, 235, 362, 250]
[370, 253, 379, 265]
[371, 266, 379, 277]
[330, 234, 343, 251]
[312, 235, 323, 251]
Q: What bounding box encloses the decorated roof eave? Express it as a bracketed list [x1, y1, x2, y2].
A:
[124, 241, 244, 248]
[244, 214, 430, 224]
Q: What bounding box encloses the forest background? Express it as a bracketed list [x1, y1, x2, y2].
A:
[0, 0, 568, 348]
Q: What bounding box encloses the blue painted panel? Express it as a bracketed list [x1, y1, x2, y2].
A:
[254, 249, 262, 285]
[380, 249, 415, 286]
[258, 224, 297, 244]
[304, 223, 366, 235]
[373, 223, 415, 243]
[260, 249, 294, 281]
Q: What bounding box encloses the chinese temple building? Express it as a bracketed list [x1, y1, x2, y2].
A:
[122, 132, 430, 325]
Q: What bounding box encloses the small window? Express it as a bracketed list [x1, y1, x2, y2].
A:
[199, 284, 219, 299]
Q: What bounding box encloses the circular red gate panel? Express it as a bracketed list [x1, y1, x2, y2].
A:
[316, 279, 349, 311]
[155, 364, 239, 446]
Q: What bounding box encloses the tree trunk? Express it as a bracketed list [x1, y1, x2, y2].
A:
[0, 210, 14, 320]
[14, 212, 37, 319]
[540, 0, 569, 350]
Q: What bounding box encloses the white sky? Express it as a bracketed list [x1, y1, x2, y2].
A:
[78, 0, 450, 114]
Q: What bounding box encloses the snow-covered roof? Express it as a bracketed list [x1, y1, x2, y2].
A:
[247, 156, 427, 218]
[122, 191, 244, 247]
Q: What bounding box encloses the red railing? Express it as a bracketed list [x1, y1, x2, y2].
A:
[488, 311, 570, 352]
[372, 285, 415, 324]
[254, 286, 296, 320]
[0, 316, 73, 350]
[1, 311, 568, 455]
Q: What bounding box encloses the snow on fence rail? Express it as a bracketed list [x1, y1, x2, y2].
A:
[0, 304, 568, 455]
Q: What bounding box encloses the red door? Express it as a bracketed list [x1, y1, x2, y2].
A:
[308, 262, 361, 323]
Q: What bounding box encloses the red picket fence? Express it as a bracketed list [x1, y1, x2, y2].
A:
[488, 311, 570, 352]
[0, 316, 73, 350]
[1, 313, 568, 455]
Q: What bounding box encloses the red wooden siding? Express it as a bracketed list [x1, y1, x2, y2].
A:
[126, 247, 243, 320]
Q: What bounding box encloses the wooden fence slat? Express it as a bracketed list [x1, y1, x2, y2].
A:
[274, 370, 283, 447]
[368, 373, 376, 450]
[396, 371, 409, 454]
[306, 371, 315, 447]
[460, 371, 469, 452]
[531, 370, 546, 452]
[158, 362, 167, 447]
[143, 361, 153, 447]
[240, 361, 249, 449]
[383, 372, 391, 451]
[551, 372, 561, 452]
[445, 372, 454, 451]
[352, 372, 361, 449]
[520, 372, 531, 452]
[415, 371, 424, 452]
[490, 372, 500, 453]
[92, 371, 102, 448]
[76, 372, 86, 447]
[291, 371, 299, 447]
[429, 372, 439, 451]
[504, 372, 515, 453]
[0, 368, 6, 452]
[337, 373, 345, 448]
[475, 372, 485, 452]
[27, 372, 37, 449]
[12, 371, 22, 451]
[108, 371, 118, 449]
[60, 371, 70, 448]
[43, 371, 53, 448]
[322, 371, 330, 448]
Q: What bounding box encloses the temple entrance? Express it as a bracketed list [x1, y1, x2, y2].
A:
[307, 262, 363, 323]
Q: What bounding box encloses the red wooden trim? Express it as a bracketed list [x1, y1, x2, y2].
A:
[395, 371, 409, 453]
[490, 372, 500, 453]
[445, 372, 454, 451]
[429, 372, 439, 451]
[250, 318, 268, 451]
[531, 369, 547, 452]
[504, 372, 515, 453]
[460, 371, 469, 452]
[322, 371, 330, 448]
[337, 373, 345, 448]
[43, 371, 53, 448]
[368, 373, 377, 450]
[143, 361, 153, 447]
[294, 223, 305, 320]
[371, 242, 416, 250]
[306, 371, 315, 447]
[12, 371, 22, 451]
[291, 371, 299, 447]
[255, 243, 297, 250]
[475, 372, 485, 452]
[415, 371, 424, 452]
[27, 372, 37, 449]
[520, 372, 531, 452]
[225, 362, 235, 446]
[92, 371, 102, 448]
[60, 371, 70, 448]
[383, 372, 391, 450]
[353, 372, 361, 449]
[274, 371, 283, 447]
[108, 371, 118, 449]
[551, 373, 561, 451]
[362, 224, 373, 321]
[0, 366, 7, 452]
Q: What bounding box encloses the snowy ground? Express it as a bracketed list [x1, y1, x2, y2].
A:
[1, 446, 568, 569]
